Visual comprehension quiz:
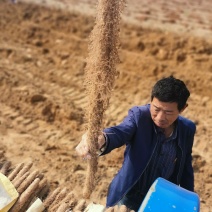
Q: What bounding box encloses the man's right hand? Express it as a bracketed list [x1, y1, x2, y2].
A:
[75, 132, 106, 160]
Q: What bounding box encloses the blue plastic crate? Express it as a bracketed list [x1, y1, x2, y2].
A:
[138, 178, 200, 212]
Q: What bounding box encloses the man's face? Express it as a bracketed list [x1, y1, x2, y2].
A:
[150, 97, 183, 129]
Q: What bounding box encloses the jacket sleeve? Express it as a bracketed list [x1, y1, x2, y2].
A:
[180, 124, 196, 191]
[102, 106, 141, 154]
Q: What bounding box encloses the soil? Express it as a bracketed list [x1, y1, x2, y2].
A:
[0, 0, 211, 211]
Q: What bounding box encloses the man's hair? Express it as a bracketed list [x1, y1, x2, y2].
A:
[151, 76, 190, 111]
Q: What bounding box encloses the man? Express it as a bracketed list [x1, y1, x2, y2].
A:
[76, 76, 196, 211]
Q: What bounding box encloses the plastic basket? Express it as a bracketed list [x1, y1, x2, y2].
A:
[138, 177, 200, 212]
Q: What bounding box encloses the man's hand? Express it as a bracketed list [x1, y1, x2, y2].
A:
[75, 132, 106, 160]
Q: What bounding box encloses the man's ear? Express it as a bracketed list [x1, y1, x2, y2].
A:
[180, 103, 188, 113]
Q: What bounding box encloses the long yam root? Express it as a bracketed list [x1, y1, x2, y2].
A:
[105, 206, 135, 212]
[37, 178, 49, 199]
[74, 199, 87, 211]
[11, 162, 33, 183]
[8, 162, 24, 181]
[0, 161, 11, 175]
[55, 202, 70, 212]
[48, 188, 68, 211]
[17, 170, 39, 193]
[10, 178, 40, 212]
[13, 171, 30, 189]
[83, 0, 125, 197]
[43, 187, 61, 210]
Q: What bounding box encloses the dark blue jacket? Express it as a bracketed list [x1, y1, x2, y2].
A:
[103, 104, 196, 207]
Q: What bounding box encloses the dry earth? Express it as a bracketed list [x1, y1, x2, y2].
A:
[0, 0, 212, 211]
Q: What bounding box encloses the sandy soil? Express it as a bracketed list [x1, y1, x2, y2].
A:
[0, 0, 211, 211]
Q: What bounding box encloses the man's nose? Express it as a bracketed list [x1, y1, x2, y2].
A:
[157, 111, 166, 120]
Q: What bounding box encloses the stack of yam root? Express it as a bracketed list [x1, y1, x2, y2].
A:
[105, 206, 135, 212]
[0, 160, 134, 212]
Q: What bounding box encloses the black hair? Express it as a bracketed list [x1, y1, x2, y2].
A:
[151, 76, 190, 111]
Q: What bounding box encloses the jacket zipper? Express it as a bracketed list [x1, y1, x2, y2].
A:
[176, 145, 183, 184]
[115, 137, 159, 205]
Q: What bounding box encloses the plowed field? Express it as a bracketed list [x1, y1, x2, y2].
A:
[0, 0, 211, 211]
